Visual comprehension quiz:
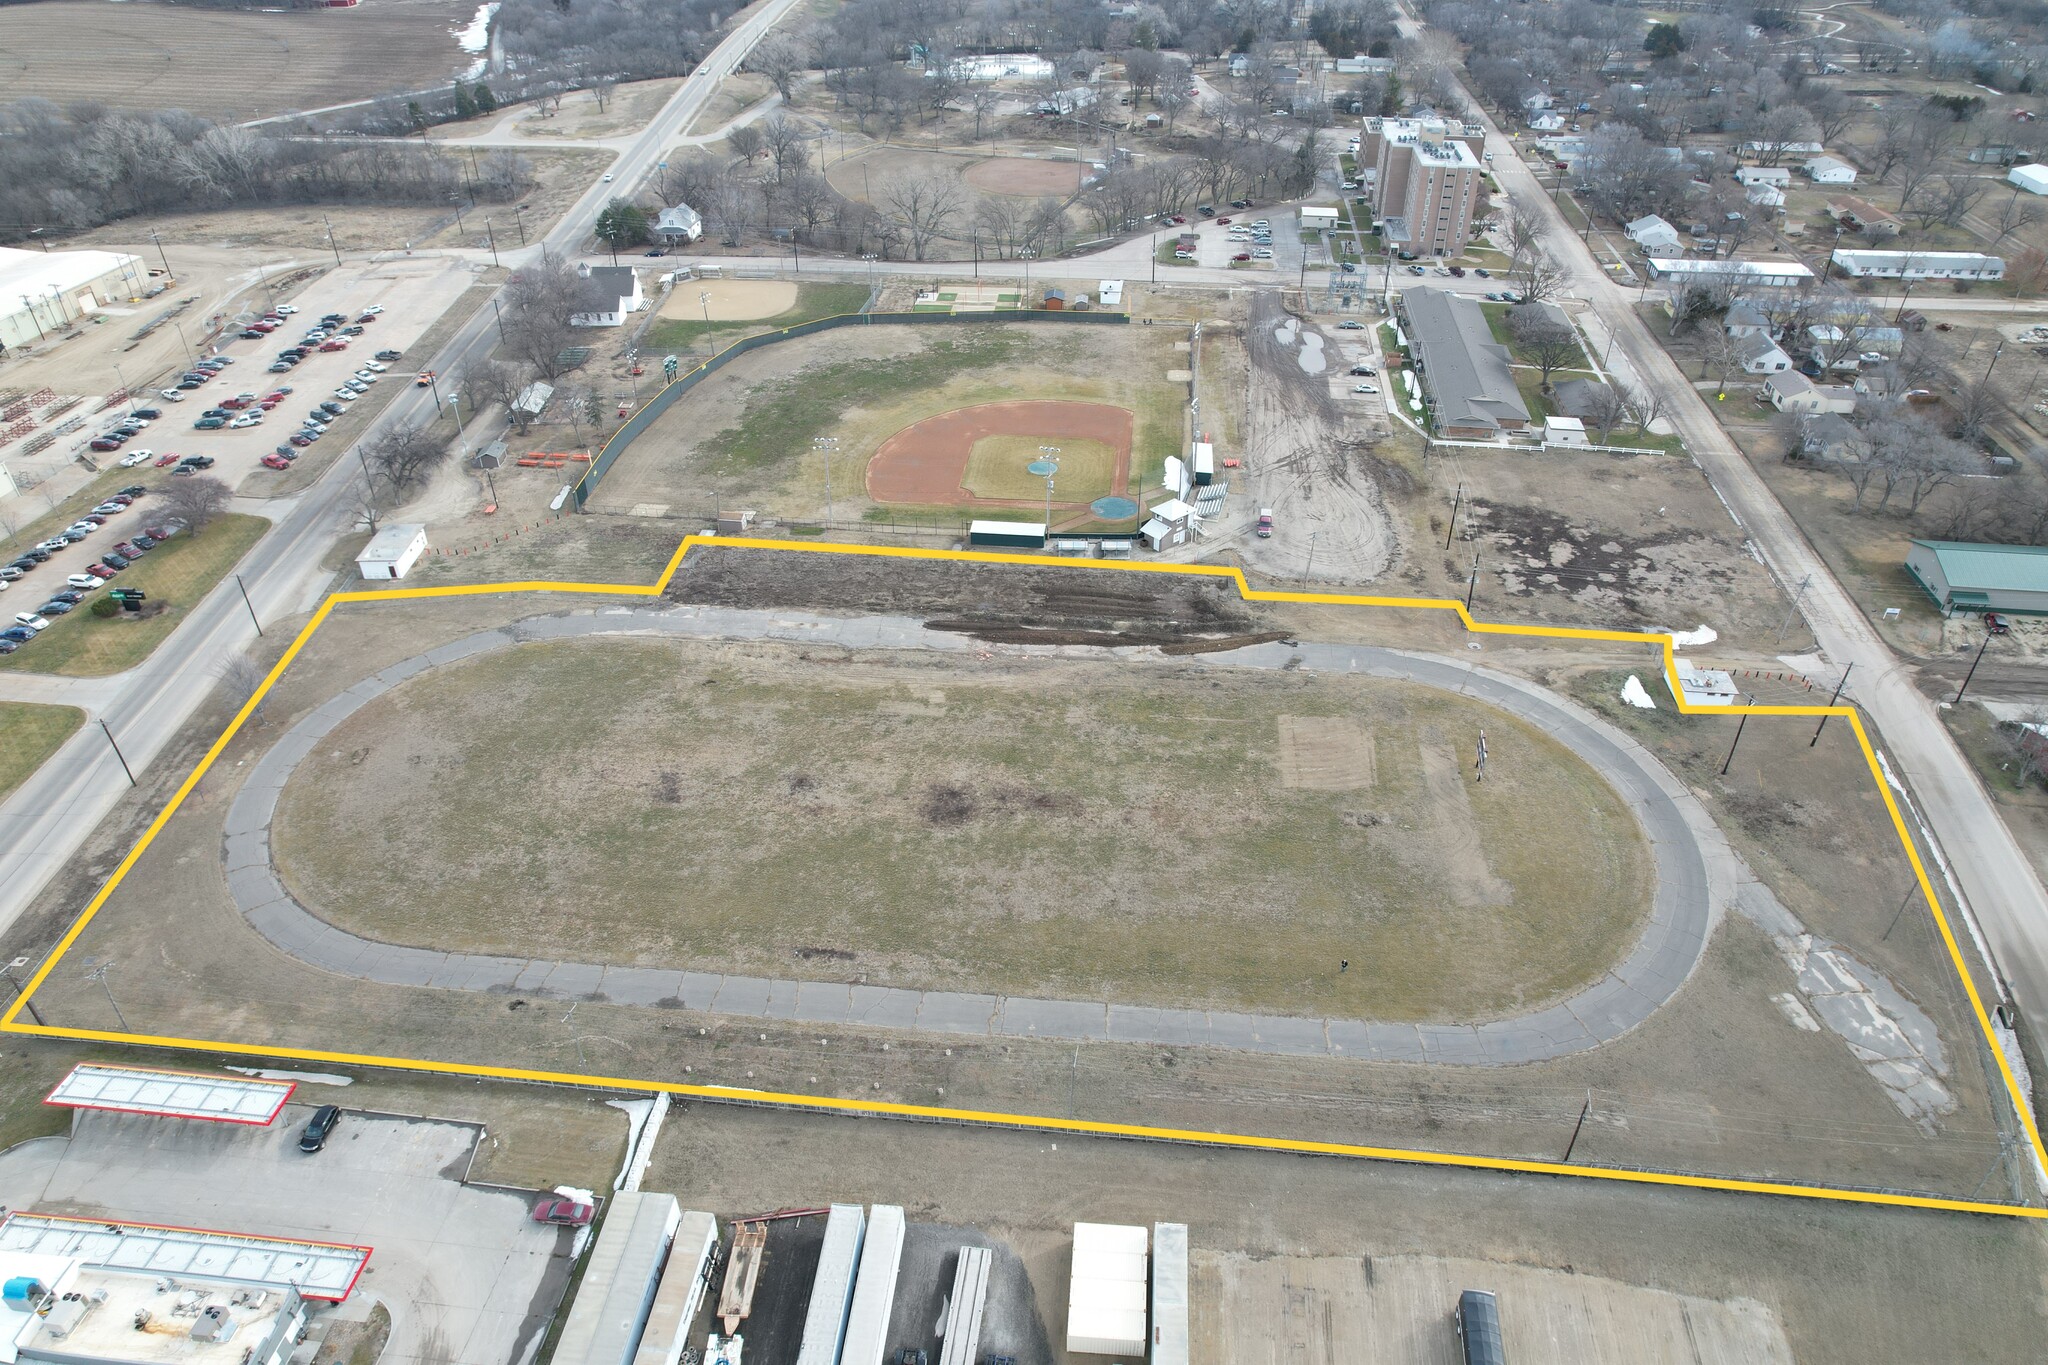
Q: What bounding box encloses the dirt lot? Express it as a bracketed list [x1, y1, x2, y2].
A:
[960, 156, 1085, 197]
[0, 0, 484, 121]
[589, 321, 1185, 527]
[0, 546, 2015, 1202]
[642, 1102, 2048, 1365]
[824, 145, 1083, 250]
[655, 279, 799, 321]
[270, 636, 1651, 1020]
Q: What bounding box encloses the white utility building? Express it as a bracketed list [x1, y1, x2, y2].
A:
[0, 247, 146, 351]
[355, 523, 429, 580]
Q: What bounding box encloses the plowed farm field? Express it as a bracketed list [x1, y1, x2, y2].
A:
[0, 0, 481, 121]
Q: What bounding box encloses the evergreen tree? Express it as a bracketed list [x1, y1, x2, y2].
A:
[473, 82, 499, 113]
[454, 84, 479, 118]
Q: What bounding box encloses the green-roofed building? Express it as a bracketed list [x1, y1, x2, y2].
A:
[1906, 540, 2048, 616]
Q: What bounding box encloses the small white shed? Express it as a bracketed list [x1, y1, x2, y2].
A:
[356, 523, 428, 580]
[1543, 415, 1589, 447]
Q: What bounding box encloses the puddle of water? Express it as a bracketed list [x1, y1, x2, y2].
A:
[1298, 332, 1325, 374]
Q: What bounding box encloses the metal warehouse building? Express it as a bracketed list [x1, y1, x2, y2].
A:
[0, 246, 147, 351]
[1906, 539, 2048, 616]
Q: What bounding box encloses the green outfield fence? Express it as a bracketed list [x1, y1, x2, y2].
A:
[570, 308, 1132, 511]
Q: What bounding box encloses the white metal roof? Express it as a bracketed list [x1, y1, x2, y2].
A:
[0, 247, 143, 302]
[45, 1064, 294, 1125]
[357, 522, 427, 564]
[553, 1193, 680, 1365]
[0, 1215, 370, 1301]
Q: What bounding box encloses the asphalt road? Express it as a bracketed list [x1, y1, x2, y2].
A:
[0, 0, 807, 946]
[1428, 37, 2048, 1020]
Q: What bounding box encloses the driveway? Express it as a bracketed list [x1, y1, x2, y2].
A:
[0, 1107, 574, 1365]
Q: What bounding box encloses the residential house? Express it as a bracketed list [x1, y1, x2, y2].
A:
[1551, 377, 1619, 421]
[1745, 184, 1786, 209]
[2010, 164, 2048, 196]
[1741, 140, 1824, 157]
[1646, 257, 1816, 288]
[1723, 303, 1772, 337]
[1735, 165, 1792, 188]
[1736, 331, 1794, 374]
[1803, 155, 1857, 184]
[1528, 111, 1566, 132]
[1763, 369, 1855, 412]
[653, 204, 703, 244]
[568, 263, 643, 327]
[1625, 214, 1684, 257]
[1399, 288, 1531, 438]
[1824, 196, 1901, 237]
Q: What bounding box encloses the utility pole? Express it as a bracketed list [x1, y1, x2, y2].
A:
[1465, 550, 1480, 612]
[484, 219, 499, 267]
[1445, 481, 1463, 551]
[1302, 531, 1318, 587]
[233, 574, 262, 637]
[1720, 694, 1755, 776]
[83, 964, 127, 1032]
[1955, 630, 1993, 705]
[97, 719, 135, 787]
[1811, 662, 1851, 746]
[321, 215, 342, 267]
[1775, 573, 1812, 644]
[147, 229, 171, 279]
[0, 958, 45, 1026]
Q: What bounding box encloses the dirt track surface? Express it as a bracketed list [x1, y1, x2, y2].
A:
[962, 157, 1084, 196]
[667, 545, 1259, 637]
[866, 400, 1133, 508]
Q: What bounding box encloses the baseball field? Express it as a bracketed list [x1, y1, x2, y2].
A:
[590, 321, 1186, 528]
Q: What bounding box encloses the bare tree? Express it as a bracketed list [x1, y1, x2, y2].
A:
[1515, 256, 1570, 305]
[727, 124, 766, 164]
[1580, 382, 1632, 443]
[762, 115, 809, 181]
[215, 652, 269, 713]
[155, 475, 232, 532]
[966, 84, 1004, 140]
[882, 173, 962, 260]
[1498, 201, 1543, 278]
[590, 80, 617, 114]
[500, 257, 583, 380]
[1988, 187, 2045, 247]
[1508, 303, 1581, 392]
[362, 421, 450, 497]
[745, 33, 808, 102]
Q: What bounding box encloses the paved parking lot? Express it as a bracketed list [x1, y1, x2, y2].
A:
[0, 1104, 574, 1365]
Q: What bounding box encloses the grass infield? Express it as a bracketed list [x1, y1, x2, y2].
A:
[962, 436, 1119, 502]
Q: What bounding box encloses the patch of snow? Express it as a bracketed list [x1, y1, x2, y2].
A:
[225, 1067, 353, 1085]
[1297, 331, 1325, 374]
[1772, 992, 1820, 1031]
[454, 1, 498, 54]
[1669, 624, 1717, 648]
[1620, 674, 1656, 709]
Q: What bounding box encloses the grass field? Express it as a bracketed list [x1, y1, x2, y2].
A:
[0, 702, 83, 802]
[0, 515, 267, 676]
[0, 0, 481, 121]
[962, 436, 1117, 501]
[270, 638, 1653, 1021]
[641, 282, 872, 355]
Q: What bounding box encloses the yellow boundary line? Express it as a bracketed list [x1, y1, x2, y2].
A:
[5, 536, 2043, 1219]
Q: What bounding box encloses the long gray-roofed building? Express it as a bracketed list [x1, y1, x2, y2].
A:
[1399, 288, 1530, 439]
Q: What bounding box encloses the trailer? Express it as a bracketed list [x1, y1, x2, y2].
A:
[937, 1247, 993, 1365]
[968, 519, 1048, 549]
[1190, 442, 1215, 486]
[839, 1206, 905, 1365]
[794, 1205, 867, 1365]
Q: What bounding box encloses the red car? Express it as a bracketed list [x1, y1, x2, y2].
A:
[155, 452, 181, 467]
[1232, 253, 1251, 261]
[1986, 612, 2012, 635]
[112, 541, 141, 557]
[318, 340, 349, 352]
[86, 564, 116, 580]
[1216, 216, 1232, 225]
[261, 454, 292, 470]
[251, 321, 277, 332]
[532, 1198, 594, 1225]
[220, 398, 250, 410]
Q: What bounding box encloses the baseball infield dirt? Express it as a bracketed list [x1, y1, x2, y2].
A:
[866, 401, 1133, 510]
[962, 157, 1086, 196]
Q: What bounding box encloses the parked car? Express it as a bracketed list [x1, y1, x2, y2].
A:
[1352, 383, 1379, 394]
[261, 454, 292, 470]
[318, 340, 349, 352]
[12, 613, 47, 633]
[298, 1104, 342, 1153]
[532, 1198, 595, 1226]
[194, 416, 226, 430]
[374, 349, 404, 362]
[89, 438, 122, 452]
[1256, 508, 1274, 538]
[362, 304, 384, 315]
[1349, 365, 1376, 377]
[65, 574, 101, 589]
[112, 541, 141, 558]
[155, 452, 181, 467]
[0, 628, 34, 645]
[118, 449, 155, 467]
[38, 600, 74, 617]
[1986, 612, 2012, 635]
[229, 414, 264, 428]
[0, 568, 22, 582]
[179, 455, 215, 469]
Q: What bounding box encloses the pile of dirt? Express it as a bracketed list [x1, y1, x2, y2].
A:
[667, 546, 1264, 637]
